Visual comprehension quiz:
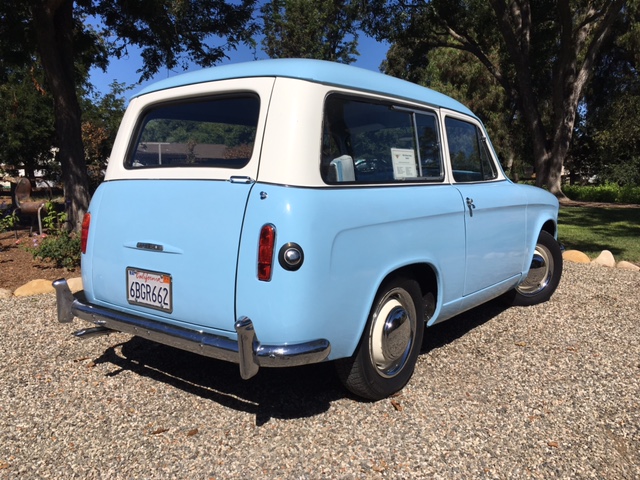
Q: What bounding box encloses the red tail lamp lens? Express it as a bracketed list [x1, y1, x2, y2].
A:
[258, 224, 276, 281]
[81, 213, 91, 254]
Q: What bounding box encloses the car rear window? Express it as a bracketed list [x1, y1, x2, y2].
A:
[126, 95, 260, 169]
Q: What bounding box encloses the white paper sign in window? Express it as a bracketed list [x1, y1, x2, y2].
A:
[391, 148, 417, 179]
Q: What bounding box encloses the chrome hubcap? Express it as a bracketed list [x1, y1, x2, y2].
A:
[518, 244, 554, 296]
[370, 290, 415, 378]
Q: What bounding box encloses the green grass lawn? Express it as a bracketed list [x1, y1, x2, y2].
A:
[558, 206, 640, 263]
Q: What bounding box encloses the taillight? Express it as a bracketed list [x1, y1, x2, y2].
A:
[258, 224, 276, 281]
[81, 213, 91, 254]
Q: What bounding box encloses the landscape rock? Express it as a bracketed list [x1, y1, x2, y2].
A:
[13, 279, 55, 297]
[67, 277, 83, 293]
[617, 260, 640, 272]
[0, 288, 12, 299]
[592, 250, 616, 268]
[562, 249, 591, 264]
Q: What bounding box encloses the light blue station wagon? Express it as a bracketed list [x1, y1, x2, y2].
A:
[55, 59, 562, 400]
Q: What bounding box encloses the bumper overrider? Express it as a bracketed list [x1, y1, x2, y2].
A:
[53, 279, 331, 380]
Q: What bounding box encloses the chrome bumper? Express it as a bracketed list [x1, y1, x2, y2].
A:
[52, 279, 331, 380]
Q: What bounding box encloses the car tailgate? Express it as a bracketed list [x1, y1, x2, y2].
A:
[86, 178, 252, 333]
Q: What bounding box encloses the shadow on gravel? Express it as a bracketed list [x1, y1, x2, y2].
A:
[91, 299, 508, 425]
[93, 338, 345, 426]
[421, 298, 509, 352]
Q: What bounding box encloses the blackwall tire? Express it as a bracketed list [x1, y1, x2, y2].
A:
[336, 277, 425, 401]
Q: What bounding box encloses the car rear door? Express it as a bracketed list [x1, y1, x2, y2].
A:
[86, 82, 273, 333]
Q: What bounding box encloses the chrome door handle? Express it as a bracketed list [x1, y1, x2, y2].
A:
[466, 197, 476, 217]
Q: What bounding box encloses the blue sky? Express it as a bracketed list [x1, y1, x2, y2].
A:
[89, 34, 390, 99]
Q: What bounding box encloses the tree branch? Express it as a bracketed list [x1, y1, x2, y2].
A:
[427, 9, 512, 98]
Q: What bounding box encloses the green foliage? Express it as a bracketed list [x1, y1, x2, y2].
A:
[1, 0, 259, 232]
[563, 184, 640, 204]
[0, 65, 57, 177]
[364, 0, 630, 193]
[576, 6, 640, 187]
[0, 209, 19, 233]
[604, 156, 640, 187]
[141, 119, 255, 147]
[81, 81, 128, 191]
[83, 0, 258, 82]
[261, 0, 360, 63]
[558, 206, 640, 263]
[40, 202, 67, 234]
[30, 232, 81, 270]
[27, 202, 80, 269]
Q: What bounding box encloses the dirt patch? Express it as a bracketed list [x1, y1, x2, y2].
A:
[0, 229, 79, 292]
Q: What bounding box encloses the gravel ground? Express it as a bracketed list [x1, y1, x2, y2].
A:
[0, 262, 639, 479]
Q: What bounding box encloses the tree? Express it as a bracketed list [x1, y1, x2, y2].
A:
[384, 45, 529, 179]
[0, 63, 129, 194]
[1, 0, 256, 230]
[81, 81, 128, 192]
[578, 8, 640, 186]
[261, 0, 360, 63]
[363, 0, 627, 196]
[0, 65, 56, 179]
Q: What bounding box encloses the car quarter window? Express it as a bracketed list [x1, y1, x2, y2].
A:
[321, 94, 444, 184]
[445, 116, 498, 182]
[126, 95, 260, 169]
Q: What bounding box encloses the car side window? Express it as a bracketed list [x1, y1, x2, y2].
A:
[445, 117, 498, 182]
[321, 95, 443, 184]
[416, 113, 444, 180]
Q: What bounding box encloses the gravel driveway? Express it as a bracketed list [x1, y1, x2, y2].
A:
[1, 262, 639, 479]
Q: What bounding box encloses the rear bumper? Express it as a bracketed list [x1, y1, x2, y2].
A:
[53, 279, 331, 380]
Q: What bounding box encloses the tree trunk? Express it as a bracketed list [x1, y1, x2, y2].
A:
[31, 0, 90, 232]
[490, 0, 554, 192]
[491, 0, 623, 199]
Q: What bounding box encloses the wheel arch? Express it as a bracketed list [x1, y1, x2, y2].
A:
[336, 268, 431, 400]
[541, 219, 557, 238]
[506, 229, 563, 306]
[377, 262, 439, 324]
[523, 218, 558, 275]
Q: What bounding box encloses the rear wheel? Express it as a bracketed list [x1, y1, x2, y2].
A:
[336, 277, 425, 401]
[503, 230, 563, 306]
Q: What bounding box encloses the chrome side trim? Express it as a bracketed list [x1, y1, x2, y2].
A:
[228, 175, 254, 184]
[52, 279, 331, 380]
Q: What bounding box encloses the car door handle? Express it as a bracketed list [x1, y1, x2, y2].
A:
[466, 197, 476, 217]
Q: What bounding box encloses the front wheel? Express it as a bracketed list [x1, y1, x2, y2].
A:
[503, 230, 563, 306]
[336, 277, 425, 401]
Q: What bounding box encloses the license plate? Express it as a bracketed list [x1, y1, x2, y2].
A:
[126, 268, 173, 313]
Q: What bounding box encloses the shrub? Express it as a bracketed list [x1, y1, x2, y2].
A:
[563, 183, 640, 204]
[28, 201, 81, 269]
[30, 232, 81, 269]
[618, 185, 640, 204]
[0, 209, 18, 233]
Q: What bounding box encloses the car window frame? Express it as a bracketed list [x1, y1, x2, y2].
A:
[124, 92, 261, 171]
[320, 93, 446, 186]
[440, 111, 504, 184]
